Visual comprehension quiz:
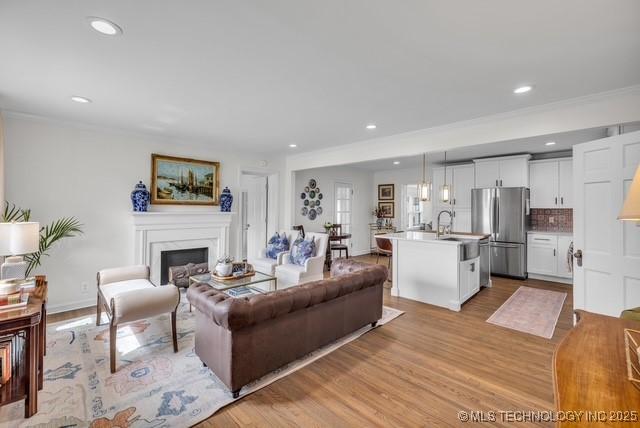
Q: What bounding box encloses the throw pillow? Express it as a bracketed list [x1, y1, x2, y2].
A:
[266, 232, 290, 259]
[289, 236, 316, 266]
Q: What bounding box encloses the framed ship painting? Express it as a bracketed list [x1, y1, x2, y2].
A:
[151, 154, 220, 205]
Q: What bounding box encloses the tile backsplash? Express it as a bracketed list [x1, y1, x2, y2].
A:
[530, 208, 573, 232]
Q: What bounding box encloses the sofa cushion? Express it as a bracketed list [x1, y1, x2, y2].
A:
[100, 278, 154, 307]
[187, 260, 388, 331]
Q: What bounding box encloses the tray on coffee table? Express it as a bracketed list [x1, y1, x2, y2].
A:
[189, 271, 277, 292]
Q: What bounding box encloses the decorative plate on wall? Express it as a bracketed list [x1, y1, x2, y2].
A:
[300, 178, 322, 220]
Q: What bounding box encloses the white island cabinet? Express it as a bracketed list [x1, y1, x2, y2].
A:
[386, 232, 482, 311]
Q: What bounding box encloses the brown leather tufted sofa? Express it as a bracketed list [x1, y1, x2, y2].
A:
[187, 259, 387, 398]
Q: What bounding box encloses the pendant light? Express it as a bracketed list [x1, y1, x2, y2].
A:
[441, 151, 451, 203]
[418, 153, 432, 202]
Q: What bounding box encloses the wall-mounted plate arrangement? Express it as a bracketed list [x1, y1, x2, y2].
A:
[300, 178, 322, 220]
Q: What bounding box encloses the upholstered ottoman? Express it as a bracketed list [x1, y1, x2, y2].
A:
[96, 265, 180, 372]
[621, 307, 640, 322]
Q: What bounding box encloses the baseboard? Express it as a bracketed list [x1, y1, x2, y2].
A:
[528, 273, 573, 285]
[47, 298, 96, 315]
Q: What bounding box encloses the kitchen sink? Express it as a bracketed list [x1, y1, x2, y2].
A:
[440, 237, 480, 261]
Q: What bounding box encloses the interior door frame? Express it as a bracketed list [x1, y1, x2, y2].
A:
[334, 181, 353, 249]
[238, 169, 280, 261]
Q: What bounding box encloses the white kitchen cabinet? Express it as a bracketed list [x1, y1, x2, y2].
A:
[558, 159, 573, 208]
[527, 233, 573, 281]
[452, 208, 471, 233]
[529, 158, 573, 208]
[474, 155, 531, 188]
[451, 164, 475, 208]
[459, 257, 480, 303]
[474, 160, 500, 187]
[528, 234, 558, 276]
[556, 236, 573, 278]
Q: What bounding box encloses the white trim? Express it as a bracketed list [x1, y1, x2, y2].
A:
[47, 298, 96, 315]
[528, 273, 573, 285]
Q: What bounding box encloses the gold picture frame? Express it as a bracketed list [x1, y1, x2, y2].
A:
[151, 154, 220, 205]
[378, 184, 394, 200]
[378, 201, 395, 218]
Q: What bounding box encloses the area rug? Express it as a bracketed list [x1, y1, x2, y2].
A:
[0, 302, 403, 427]
[487, 286, 566, 339]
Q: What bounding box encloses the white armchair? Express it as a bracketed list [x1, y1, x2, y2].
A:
[249, 230, 298, 275]
[275, 232, 329, 288]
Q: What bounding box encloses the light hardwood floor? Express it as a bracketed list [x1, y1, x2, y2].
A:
[49, 255, 573, 427]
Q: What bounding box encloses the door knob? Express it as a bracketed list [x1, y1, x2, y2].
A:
[574, 249, 583, 267]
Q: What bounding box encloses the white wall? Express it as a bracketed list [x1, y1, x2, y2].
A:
[2, 113, 283, 313]
[0, 113, 4, 205]
[294, 166, 374, 256]
[373, 167, 434, 229]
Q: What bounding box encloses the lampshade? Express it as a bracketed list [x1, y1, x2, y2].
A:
[619, 165, 640, 221]
[0, 222, 40, 256]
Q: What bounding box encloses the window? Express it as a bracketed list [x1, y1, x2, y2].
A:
[334, 182, 353, 247]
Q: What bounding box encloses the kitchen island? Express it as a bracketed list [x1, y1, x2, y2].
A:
[386, 231, 487, 311]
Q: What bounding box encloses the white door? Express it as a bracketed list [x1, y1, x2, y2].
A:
[475, 161, 500, 188]
[499, 158, 529, 187]
[530, 161, 559, 208]
[573, 131, 640, 316]
[452, 164, 475, 209]
[335, 182, 353, 248]
[243, 175, 268, 261]
[558, 159, 573, 208]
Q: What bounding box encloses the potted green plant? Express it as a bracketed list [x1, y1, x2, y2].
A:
[2, 202, 83, 276]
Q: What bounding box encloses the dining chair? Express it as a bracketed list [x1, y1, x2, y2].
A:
[329, 224, 349, 259]
[375, 236, 393, 284]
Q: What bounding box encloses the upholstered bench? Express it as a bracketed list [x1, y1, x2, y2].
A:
[96, 265, 180, 372]
[621, 307, 640, 322]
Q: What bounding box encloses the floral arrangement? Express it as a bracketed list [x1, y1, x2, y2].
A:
[323, 222, 333, 232]
[372, 207, 384, 219]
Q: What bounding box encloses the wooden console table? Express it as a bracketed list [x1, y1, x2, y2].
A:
[0, 277, 47, 418]
[553, 310, 640, 427]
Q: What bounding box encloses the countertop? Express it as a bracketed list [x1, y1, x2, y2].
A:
[527, 230, 573, 237]
[384, 231, 489, 243]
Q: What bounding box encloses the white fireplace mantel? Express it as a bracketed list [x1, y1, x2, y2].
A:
[132, 211, 234, 284]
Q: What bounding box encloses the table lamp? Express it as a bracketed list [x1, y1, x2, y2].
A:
[619, 165, 640, 223]
[0, 222, 40, 280]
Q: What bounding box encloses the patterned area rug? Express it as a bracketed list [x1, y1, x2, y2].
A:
[487, 286, 567, 339]
[0, 302, 403, 427]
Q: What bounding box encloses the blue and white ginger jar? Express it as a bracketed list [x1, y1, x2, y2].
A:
[220, 187, 233, 212]
[131, 181, 150, 212]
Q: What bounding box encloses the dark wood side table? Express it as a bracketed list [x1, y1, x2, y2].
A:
[0, 276, 47, 418]
[553, 310, 640, 427]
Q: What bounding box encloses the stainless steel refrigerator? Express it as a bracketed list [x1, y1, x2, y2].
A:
[471, 187, 530, 279]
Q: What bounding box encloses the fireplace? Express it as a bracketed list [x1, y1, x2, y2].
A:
[160, 247, 208, 285]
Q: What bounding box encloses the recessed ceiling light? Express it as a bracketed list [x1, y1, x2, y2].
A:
[513, 85, 533, 94]
[288, 144, 297, 148]
[545, 141, 556, 146]
[71, 96, 92, 104]
[87, 17, 123, 36]
[393, 161, 400, 165]
[366, 124, 377, 130]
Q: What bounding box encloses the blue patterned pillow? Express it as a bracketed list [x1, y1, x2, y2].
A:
[266, 232, 289, 259]
[289, 236, 316, 266]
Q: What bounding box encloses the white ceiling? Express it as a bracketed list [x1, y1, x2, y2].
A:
[1, 1, 639, 154]
[349, 127, 610, 171]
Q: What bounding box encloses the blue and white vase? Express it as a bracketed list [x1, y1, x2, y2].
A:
[220, 187, 233, 212]
[131, 181, 150, 212]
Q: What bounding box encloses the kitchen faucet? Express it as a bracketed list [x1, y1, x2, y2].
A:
[436, 210, 452, 239]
